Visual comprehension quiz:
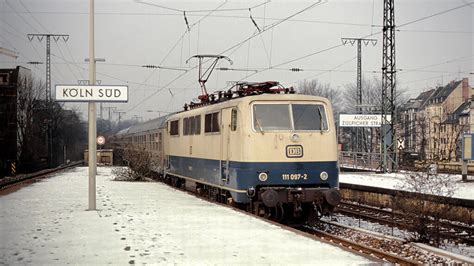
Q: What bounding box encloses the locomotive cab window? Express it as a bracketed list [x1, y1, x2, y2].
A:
[231, 108, 238, 131]
[193, 115, 201, 134]
[253, 104, 291, 131]
[252, 103, 328, 132]
[292, 104, 328, 130]
[170, 120, 179, 136]
[205, 112, 220, 133]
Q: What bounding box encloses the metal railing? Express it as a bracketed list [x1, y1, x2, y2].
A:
[339, 151, 384, 171]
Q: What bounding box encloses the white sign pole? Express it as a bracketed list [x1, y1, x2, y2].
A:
[88, 0, 96, 211]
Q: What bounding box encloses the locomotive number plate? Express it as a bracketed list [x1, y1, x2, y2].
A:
[282, 173, 308, 181]
[286, 145, 303, 158]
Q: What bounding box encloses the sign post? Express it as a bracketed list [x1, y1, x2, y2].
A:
[55, 84, 128, 210]
[54, 1, 129, 211]
[56, 0, 125, 211]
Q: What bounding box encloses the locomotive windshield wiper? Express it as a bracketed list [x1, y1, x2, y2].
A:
[255, 118, 265, 135]
[317, 106, 325, 133]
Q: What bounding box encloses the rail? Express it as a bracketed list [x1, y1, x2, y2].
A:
[0, 161, 83, 190]
[301, 224, 418, 265]
[337, 201, 474, 245]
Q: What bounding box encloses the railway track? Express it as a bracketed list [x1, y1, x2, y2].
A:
[161, 177, 473, 264]
[0, 162, 83, 192]
[337, 201, 474, 245]
[306, 221, 473, 265]
[300, 224, 418, 264]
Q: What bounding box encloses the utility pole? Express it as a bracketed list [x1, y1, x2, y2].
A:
[27, 34, 69, 101]
[102, 106, 116, 132]
[115, 111, 126, 129]
[103, 106, 117, 121]
[87, 0, 97, 210]
[342, 38, 377, 153]
[27, 33, 69, 168]
[381, 0, 397, 173]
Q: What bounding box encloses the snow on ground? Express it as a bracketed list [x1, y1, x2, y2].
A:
[0, 167, 371, 265]
[340, 172, 474, 200]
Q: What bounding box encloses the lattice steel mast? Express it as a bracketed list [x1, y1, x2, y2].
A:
[27, 33, 69, 168]
[380, 0, 397, 172]
[341, 38, 377, 153]
[27, 34, 69, 101]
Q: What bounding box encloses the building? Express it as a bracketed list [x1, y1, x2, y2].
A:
[399, 89, 434, 159]
[0, 66, 31, 177]
[399, 78, 472, 162]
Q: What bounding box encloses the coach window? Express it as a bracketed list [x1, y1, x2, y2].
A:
[170, 120, 179, 136]
[231, 108, 237, 131]
[205, 112, 220, 133]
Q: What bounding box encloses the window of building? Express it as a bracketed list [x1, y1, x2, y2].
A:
[0, 73, 9, 84]
[158, 132, 162, 151]
[205, 112, 220, 133]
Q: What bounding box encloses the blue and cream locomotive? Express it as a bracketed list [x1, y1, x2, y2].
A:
[113, 82, 341, 223]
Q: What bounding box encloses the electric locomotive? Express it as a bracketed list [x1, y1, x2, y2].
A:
[114, 81, 341, 224]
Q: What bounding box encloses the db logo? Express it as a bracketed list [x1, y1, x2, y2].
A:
[286, 145, 303, 158]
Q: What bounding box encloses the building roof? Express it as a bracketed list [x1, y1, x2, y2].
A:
[115, 114, 171, 136]
[428, 80, 462, 104]
[444, 100, 470, 124]
[399, 89, 435, 111]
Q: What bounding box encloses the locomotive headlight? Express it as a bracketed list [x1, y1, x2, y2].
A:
[320, 171, 329, 180]
[258, 172, 268, 182]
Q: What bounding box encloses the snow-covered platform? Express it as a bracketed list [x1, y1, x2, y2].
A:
[1, 167, 371, 265]
[340, 172, 474, 200]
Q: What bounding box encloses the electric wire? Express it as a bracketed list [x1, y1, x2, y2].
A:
[233, 2, 472, 84]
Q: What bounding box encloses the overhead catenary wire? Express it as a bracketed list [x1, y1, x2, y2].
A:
[2, 1, 470, 116]
[126, 0, 326, 114]
[233, 2, 472, 84]
[130, 1, 228, 110]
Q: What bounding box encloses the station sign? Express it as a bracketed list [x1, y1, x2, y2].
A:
[339, 114, 391, 128]
[55, 85, 128, 102]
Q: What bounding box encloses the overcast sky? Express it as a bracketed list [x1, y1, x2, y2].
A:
[1, 0, 472, 121]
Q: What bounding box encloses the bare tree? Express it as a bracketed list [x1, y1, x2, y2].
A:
[15, 72, 87, 170]
[298, 79, 344, 114]
[112, 144, 153, 181]
[342, 76, 408, 153]
[394, 171, 456, 246]
[16, 73, 46, 168]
